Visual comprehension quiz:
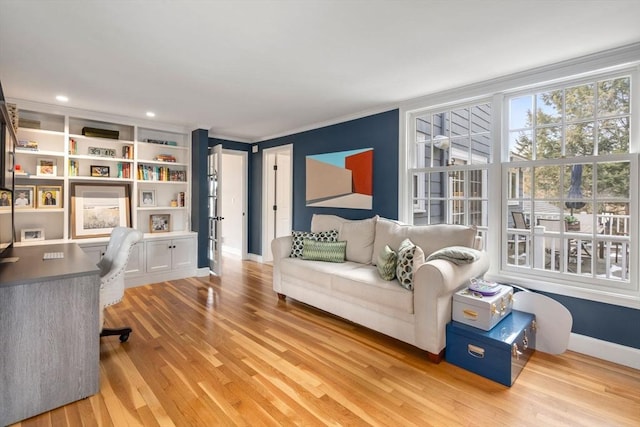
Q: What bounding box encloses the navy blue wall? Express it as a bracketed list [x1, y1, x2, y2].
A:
[540, 291, 640, 349]
[191, 109, 640, 352]
[248, 109, 399, 254]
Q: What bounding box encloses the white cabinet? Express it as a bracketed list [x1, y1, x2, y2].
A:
[10, 101, 198, 287]
[146, 235, 195, 273]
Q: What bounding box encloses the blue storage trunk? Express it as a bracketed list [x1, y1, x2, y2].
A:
[446, 310, 536, 386]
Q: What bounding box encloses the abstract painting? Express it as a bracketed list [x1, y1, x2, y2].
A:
[306, 148, 373, 209]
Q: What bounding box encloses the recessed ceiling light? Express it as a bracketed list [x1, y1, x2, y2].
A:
[56, 95, 69, 102]
[146, 111, 156, 118]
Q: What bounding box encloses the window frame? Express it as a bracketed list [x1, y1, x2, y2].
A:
[400, 61, 640, 309]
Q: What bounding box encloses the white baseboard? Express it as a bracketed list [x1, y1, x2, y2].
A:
[196, 267, 209, 277]
[248, 253, 263, 263]
[569, 333, 640, 370]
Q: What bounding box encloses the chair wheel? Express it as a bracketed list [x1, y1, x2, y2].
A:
[119, 333, 130, 343]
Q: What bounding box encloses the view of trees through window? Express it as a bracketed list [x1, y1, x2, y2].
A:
[506, 75, 632, 286]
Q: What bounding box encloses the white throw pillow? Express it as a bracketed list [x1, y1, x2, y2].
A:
[340, 216, 378, 264]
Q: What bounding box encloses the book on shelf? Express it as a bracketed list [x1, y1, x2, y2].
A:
[69, 159, 79, 176]
[137, 164, 186, 182]
[117, 162, 131, 179]
[69, 138, 77, 155]
[122, 146, 133, 159]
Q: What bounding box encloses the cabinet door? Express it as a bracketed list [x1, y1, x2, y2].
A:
[125, 242, 144, 276]
[80, 244, 107, 265]
[146, 239, 172, 273]
[171, 237, 195, 270]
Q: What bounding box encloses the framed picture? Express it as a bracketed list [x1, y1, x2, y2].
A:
[36, 185, 62, 208]
[90, 165, 110, 177]
[139, 189, 156, 207]
[150, 214, 170, 233]
[14, 185, 35, 208]
[71, 183, 130, 238]
[21, 228, 45, 242]
[37, 158, 57, 176]
[0, 190, 11, 209]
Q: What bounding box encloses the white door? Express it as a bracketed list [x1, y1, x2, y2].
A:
[208, 145, 223, 275]
[262, 145, 293, 262]
[221, 150, 247, 258]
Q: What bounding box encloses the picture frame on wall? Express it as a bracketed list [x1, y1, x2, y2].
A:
[14, 185, 35, 208]
[36, 158, 57, 176]
[71, 183, 130, 238]
[36, 185, 62, 208]
[150, 213, 170, 233]
[139, 189, 156, 207]
[21, 228, 45, 242]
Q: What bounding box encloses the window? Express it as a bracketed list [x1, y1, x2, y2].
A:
[505, 74, 633, 290]
[403, 63, 639, 304]
[410, 102, 491, 241]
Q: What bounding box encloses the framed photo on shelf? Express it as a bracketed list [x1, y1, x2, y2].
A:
[21, 228, 45, 242]
[139, 189, 156, 207]
[71, 183, 130, 238]
[0, 190, 11, 209]
[14, 185, 35, 208]
[36, 158, 57, 176]
[150, 214, 170, 233]
[90, 165, 110, 178]
[37, 185, 62, 208]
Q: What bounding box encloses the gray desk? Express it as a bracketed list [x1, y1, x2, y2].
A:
[0, 243, 100, 426]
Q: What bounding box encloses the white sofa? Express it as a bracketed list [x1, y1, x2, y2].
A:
[272, 215, 490, 362]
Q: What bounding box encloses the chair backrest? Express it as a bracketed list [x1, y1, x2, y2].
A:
[99, 227, 143, 308]
[512, 211, 529, 229]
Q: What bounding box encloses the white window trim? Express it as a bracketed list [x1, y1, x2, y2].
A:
[399, 45, 640, 309]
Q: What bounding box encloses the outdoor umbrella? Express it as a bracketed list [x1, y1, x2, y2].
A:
[566, 164, 586, 215]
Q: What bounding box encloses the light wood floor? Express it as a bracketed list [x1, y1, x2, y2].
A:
[12, 257, 640, 426]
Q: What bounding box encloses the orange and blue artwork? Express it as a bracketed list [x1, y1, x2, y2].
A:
[306, 148, 373, 209]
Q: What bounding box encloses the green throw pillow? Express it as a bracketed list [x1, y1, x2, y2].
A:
[377, 245, 397, 280]
[290, 229, 339, 258]
[426, 246, 481, 264]
[302, 239, 346, 263]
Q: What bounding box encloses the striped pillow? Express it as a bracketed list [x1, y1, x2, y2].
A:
[302, 239, 346, 263]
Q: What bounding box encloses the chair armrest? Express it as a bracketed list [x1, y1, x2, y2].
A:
[412, 251, 490, 354]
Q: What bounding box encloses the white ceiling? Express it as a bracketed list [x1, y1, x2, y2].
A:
[2, 0, 640, 142]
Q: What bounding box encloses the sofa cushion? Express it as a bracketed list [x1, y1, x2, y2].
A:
[302, 239, 346, 263]
[426, 246, 481, 264]
[376, 245, 397, 280]
[279, 257, 361, 291]
[340, 216, 377, 264]
[312, 214, 378, 264]
[311, 214, 348, 233]
[371, 217, 477, 264]
[396, 238, 425, 290]
[290, 229, 338, 258]
[332, 265, 414, 315]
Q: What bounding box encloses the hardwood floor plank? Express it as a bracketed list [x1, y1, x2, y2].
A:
[11, 257, 640, 427]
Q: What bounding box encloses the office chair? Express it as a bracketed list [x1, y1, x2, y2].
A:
[98, 226, 143, 342]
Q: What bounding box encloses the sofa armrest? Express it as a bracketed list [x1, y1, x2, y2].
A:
[271, 235, 293, 294]
[272, 235, 292, 262]
[412, 251, 490, 355]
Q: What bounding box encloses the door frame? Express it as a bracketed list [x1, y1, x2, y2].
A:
[262, 144, 293, 263]
[222, 149, 248, 259]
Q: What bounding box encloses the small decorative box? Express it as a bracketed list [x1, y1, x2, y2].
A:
[452, 284, 513, 331]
